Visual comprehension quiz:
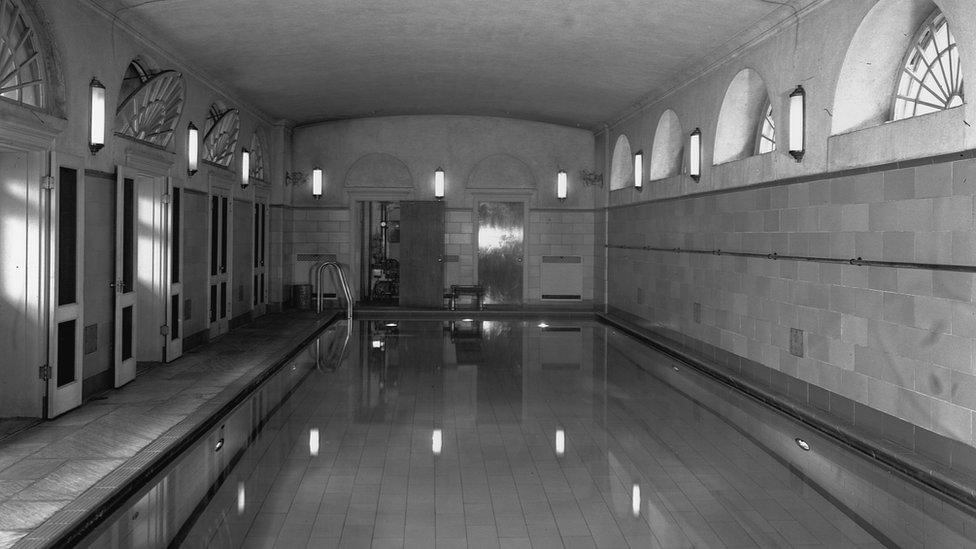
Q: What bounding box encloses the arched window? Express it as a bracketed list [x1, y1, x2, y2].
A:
[893, 11, 963, 120]
[756, 101, 775, 154]
[0, 0, 45, 108]
[249, 132, 267, 181]
[202, 101, 239, 167]
[649, 110, 682, 180]
[115, 59, 186, 149]
[714, 68, 771, 164]
[609, 134, 632, 190]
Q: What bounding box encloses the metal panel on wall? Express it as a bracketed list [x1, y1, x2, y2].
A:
[477, 201, 524, 305]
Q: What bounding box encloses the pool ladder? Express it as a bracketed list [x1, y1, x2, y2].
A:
[314, 261, 354, 320]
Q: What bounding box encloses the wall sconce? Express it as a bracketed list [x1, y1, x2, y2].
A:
[187, 122, 199, 176]
[557, 169, 567, 200]
[789, 85, 806, 162]
[689, 128, 702, 181]
[634, 150, 643, 191]
[89, 77, 106, 155]
[312, 167, 323, 199]
[434, 167, 445, 199]
[240, 148, 250, 189]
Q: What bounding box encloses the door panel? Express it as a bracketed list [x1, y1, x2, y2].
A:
[252, 198, 268, 317]
[477, 201, 524, 305]
[114, 173, 137, 387]
[399, 201, 444, 307]
[47, 164, 84, 416]
[166, 184, 183, 361]
[208, 190, 231, 336]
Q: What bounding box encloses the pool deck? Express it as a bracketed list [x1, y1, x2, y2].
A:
[0, 310, 339, 548]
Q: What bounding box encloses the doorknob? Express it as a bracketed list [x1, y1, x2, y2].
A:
[437, 257, 443, 263]
[517, 257, 523, 263]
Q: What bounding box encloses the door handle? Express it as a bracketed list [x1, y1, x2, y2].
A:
[517, 257, 523, 263]
[437, 257, 443, 263]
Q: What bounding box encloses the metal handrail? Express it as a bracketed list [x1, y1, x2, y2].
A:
[315, 261, 353, 319]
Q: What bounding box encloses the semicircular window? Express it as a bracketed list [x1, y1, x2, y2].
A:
[203, 102, 239, 167]
[115, 62, 185, 149]
[0, 0, 45, 108]
[756, 101, 775, 154]
[249, 132, 267, 181]
[893, 10, 964, 121]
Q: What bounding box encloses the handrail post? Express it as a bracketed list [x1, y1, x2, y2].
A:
[313, 261, 354, 320]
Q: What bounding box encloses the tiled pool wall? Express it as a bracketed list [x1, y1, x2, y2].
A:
[607, 328, 976, 547]
[77, 328, 341, 548]
[607, 153, 976, 455]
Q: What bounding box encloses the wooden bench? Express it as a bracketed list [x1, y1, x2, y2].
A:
[447, 284, 485, 310]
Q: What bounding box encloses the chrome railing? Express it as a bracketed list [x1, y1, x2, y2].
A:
[314, 261, 353, 320]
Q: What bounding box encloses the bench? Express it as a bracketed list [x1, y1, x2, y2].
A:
[447, 284, 485, 310]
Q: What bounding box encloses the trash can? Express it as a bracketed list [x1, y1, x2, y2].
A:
[293, 284, 313, 310]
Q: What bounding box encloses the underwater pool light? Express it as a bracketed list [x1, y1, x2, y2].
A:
[432, 429, 443, 455]
[538, 322, 549, 328]
[795, 438, 810, 451]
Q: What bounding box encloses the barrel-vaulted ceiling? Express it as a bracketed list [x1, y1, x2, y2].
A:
[91, 0, 814, 129]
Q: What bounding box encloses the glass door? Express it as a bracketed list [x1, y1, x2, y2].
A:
[477, 201, 524, 305]
[113, 172, 137, 387]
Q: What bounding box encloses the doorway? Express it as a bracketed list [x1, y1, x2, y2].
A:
[208, 183, 232, 337]
[476, 201, 525, 305]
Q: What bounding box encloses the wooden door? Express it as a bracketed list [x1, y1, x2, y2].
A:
[399, 201, 444, 307]
[114, 172, 137, 387]
[47, 163, 84, 416]
[208, 190, 232, 337]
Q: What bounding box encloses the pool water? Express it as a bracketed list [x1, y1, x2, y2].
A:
[183, 319, 893, 548]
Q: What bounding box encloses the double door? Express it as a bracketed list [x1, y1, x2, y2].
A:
[208, 189, 232, 337]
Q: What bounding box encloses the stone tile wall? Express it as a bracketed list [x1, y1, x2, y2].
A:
[607, 155, 976, 446]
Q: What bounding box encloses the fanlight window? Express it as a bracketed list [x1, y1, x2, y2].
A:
[756, 102, 775, 154]
[203, 102, 240, 167]
[115, 61, 186, 149]
[249, 133, 267, 181]
[893, 11, 964, 120]
[0, 0, 44, 108]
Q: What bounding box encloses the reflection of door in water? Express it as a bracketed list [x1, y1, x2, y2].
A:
[477, 202, 523, 305]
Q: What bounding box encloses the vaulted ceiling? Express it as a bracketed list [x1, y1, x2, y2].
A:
[93, 0, 813, 129]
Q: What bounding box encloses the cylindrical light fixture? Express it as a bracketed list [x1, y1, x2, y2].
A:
[312, 167, 323, 199]
[434, 167, 445, 199]
[187, 122, 199, 176]
[240, 148, 250, 189]
[556, 169, 567, 200]
[788, 85, 806, 162]
[89, 77, 106, 155]
[634, 150, 643, 190]
[689, 128, 702, 181]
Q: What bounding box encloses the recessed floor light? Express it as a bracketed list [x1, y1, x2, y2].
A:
[538, 322, 549, 328]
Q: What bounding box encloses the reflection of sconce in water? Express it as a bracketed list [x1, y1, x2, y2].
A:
[555, 429, 565, 456]
[632, 484, 641, 517]
[237, 482, 246, 515]
[309, 428, 320, 457]
[432, 429, 442, 455]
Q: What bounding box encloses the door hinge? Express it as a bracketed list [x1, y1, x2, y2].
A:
[39, 364, 51, 380]
[161, 193, 171, 204]
[41, 175, 55, 190]
[160, 324, 170, 336]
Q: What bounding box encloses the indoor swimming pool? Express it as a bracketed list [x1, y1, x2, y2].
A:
[82, 318, 976, 548]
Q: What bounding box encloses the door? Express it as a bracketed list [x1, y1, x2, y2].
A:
[252, 196, 268, 317]
[114, 172, 137, 387]
[399, 201, 444, 307]
[47, 164, 84, 416]
[165, 184, 184, 361]
[208, 189, 231, 337]
[477, 201, 524, 305]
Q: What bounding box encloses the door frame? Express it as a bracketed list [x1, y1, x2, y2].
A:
[470, 190, 532, 304]
[46, 152, 85, 416]
[252, 184, 270, 317]
[347, 188, 414, 304]
[165, 180, 184, 361]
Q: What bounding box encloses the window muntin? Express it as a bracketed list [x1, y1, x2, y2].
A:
[893, 11, 964, 121]
[202, 102, 240, 167]
[0, 0, 44, 108]
[756, 102, 775, 154]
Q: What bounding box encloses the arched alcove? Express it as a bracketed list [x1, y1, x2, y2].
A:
[649, 110, 683, 180]
[250, 132, 268, 181]
[714, 68, 771, 164]
[345, 153, 413, 188]
[609, 134, 632, 190]
[832, 0, 940, 134]
[467, 154, 536, 189]
[202, 100, 239, 167]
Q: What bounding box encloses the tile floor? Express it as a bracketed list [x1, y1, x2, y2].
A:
[188, 321, 883, 548]
[0, 311, 336, 548]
